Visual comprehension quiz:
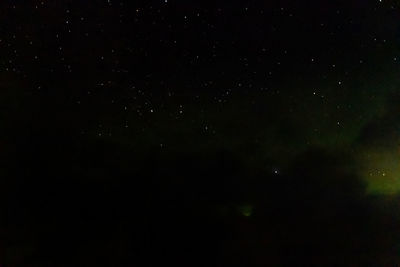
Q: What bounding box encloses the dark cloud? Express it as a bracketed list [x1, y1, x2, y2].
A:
[3, 125, 400, 266]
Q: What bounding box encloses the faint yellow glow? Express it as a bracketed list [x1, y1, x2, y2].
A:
[238, 204, 253, 217]
[358, 147, 400, 195]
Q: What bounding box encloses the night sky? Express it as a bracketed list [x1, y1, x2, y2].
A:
[2, 0, 400, 266]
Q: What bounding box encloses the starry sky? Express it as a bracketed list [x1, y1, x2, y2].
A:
[2, 0, 400, 266]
